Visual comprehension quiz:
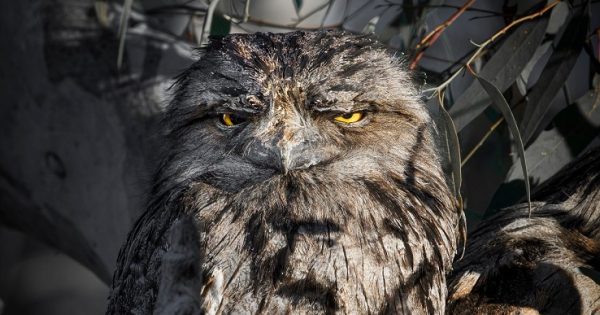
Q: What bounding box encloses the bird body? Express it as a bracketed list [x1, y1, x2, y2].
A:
[448, 148, 600, 314]
[107, 31, 463, 314]
[106, 30, 600, 315]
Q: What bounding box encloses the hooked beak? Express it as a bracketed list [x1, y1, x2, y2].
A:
[246, 134, 319, 174]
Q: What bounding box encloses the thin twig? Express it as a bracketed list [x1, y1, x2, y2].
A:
[222, 14, 342, 30]
[461, 94, 528, 167]
[424, 0, 559, 96]
[242, 0, 251, 23]
[375, 1, 501, 15]
[416, 0, 475, 49]
[410, 0, 476, 69]
[461, 117, 503, 167]
[117, 0, 134, 70]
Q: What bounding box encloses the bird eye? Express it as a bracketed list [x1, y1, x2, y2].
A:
[333, 111, 365, 124]
[220, 113, 246, 126]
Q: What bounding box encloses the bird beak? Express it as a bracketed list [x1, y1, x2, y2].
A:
[279, 142, 293, 175]
[276, 134, 321, 174]
[246, 131, 317, 174]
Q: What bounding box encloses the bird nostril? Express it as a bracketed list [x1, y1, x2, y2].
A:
[245, 140, 285, 172]
[245, 139, 321, 173]
[246, 128, 321, 173]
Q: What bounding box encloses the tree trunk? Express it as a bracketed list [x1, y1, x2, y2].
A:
[0, 0, 193, 283]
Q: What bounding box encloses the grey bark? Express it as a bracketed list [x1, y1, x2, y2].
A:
[0, 0, 193, 283]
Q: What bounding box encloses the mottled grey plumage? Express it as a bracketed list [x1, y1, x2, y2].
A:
[448, 148, 600, 314]
[105, 30, 600, 315]
[107, 31, 463, 314]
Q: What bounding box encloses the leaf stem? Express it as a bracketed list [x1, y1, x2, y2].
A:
[199, 0, 224, 46]
[410, 0, 476, 70]
[461, 117, 504, 167]
[117, 0, 134, 70]
[424, 0, 560, 96]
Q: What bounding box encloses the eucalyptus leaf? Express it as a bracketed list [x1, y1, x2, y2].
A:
[508, 86, 600, 187]
[520, 3, 589, 144]
[210, 14, 231, 36]
[475, 75, 532, 215]
[516, 41, 551, 96]
[438, 94, 465, 248]
[488, 84, 600, 212]
[449, 16, 549, 132]
[439, 99, 462, 199]
[293, 0, 303, 14]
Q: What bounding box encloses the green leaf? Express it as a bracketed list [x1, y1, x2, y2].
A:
[475, 75, 532, 215]
[449, 16, 549, 132]
[209, 13, 231, 36]
[293, 0, 303, 14]
[439, 100, 462, 199]
[520, 3, 590, 144]
[525, 91, 600, 181]
[487, 89, 600, 213]
[438, 95, 466, 256]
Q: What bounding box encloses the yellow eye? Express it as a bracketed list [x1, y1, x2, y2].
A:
[222, 113, 234, 126]
[334, 112, 364, 124]
[221, 113, 247, 126]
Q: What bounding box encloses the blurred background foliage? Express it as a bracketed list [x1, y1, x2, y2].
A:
[103, 0, 600, 224]
[0, 0, 598, 314]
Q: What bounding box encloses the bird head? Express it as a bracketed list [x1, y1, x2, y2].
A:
[151, 31, 463, 314]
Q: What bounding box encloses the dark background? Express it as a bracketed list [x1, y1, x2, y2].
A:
[0, 0, 598, 314]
